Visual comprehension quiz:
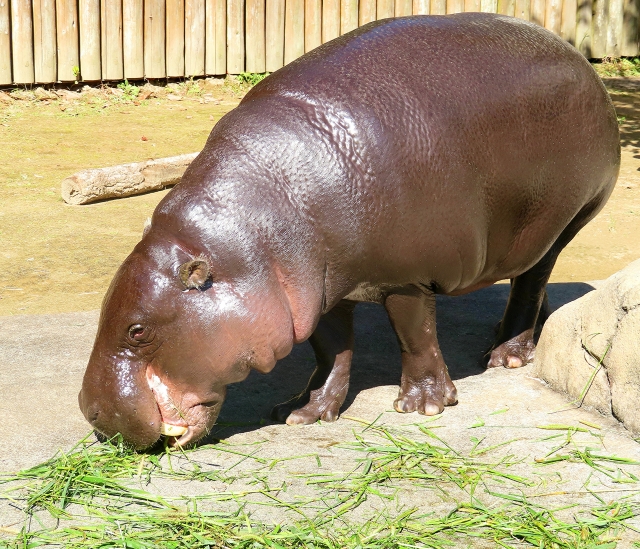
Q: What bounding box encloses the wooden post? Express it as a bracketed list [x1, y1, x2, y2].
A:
[186, 0, 206, 75]
[246, 0, 266, 71]
[57, 0, 80, 81]
[592, 0, 608, 57]
[166, 0, 184, 77]
[0, 0, 10, 84]
[11, 0, 34, 83]
[446, 0, 464, 12]
[606, 0, 624, 56]
[529, 0, 545, 26]
[514, 0, 531, 19]
[545, 0, 562, 35]
[377, 0, 394, 18]
[497, 0, 515, 15]
[395, 0, 412, 15]
[266, 0, 284, 70]
[342, 0, 358, 33]
[227, 0, 245, 73]
[561, 0, 577, 43]
[285, 0, 304, 63]
[464, 0, 481, 11]
[361, 0, 376, 22]
[576, 0, 593, 56]
[79, 0, 101, 80]
[206, 0, 227, 74]
[33, 0, 57, 83]
[621, 0, 639, 55]
[323, 0, 340, 41]
[305, 0, 322, 52]
[101, 0, 123, 80]
[144, 0, 165, 78]
[123, 0, 144, 78]
[430, 0, 445, 14]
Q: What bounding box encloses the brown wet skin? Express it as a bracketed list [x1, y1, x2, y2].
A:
[79, 13, 620, 449]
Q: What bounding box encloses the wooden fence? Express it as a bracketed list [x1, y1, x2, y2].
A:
[0, 0, 638, 85]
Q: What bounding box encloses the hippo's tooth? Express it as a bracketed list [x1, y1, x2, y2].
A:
[160, 423, 188, 437]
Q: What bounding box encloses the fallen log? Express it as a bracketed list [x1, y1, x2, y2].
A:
[61, 152, 199, 205]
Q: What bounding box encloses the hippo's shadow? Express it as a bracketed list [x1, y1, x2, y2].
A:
[206, 282, 594, 441]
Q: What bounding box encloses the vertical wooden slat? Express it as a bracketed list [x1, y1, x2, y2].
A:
[498, 0, 515, 15]
[514, 0, 530, 19]
[480, 0, 497, 11]
[11, 0, 34, 83]
[227, 0, 244, 73]
[101, 0, 123, 79]
[33, 0, 57, 83]
[395, 0, 412, 15]
[323, 0, 340, 41]
[186, 0, 206, 75]
[377, 0, 395, 18]
[144, 0, 165, 77]
[206, 0, 226, 74]
[592, 0, 608, 57]
[57, 0, 79, 81]
[123, 0, 143, 78]
[79, 0, 101, 80]
[342, 0, 358, 32]
[0, 0, 10, 84]
[561, 0, 577, 43]
[246, 0, 266, 71]
[464, 0, 481, 12]
[305, 0, 322, 51]
[545, 0, 562, 34]
[430, 0, 446, 15]
[284, 0, 304, 63]
[266, 0, 284, 69]
[361, 0, 376, 22]
[621, 0, 639, 55]
[166, 0, 184, 76]
[529, 0, 545, 25]
[446, 0, 464, 12]
[576, 0, 592, 55]
[606, 0, 624, 55]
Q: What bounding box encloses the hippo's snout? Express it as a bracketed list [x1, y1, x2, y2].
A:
[78, 361, 165, 450]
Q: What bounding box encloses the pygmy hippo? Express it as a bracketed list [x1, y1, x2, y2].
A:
[79, 13, 620, 449]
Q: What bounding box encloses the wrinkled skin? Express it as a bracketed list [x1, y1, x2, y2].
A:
[79, 13, 620, 449]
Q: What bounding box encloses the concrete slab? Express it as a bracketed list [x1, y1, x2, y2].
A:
[2, 282, 640, 544]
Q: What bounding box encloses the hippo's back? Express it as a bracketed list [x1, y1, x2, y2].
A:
[177, 14, 619, 294]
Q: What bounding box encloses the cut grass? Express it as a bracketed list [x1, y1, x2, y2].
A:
[2, 421, 640, 548]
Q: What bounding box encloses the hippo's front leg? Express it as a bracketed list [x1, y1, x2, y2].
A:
[384, 287, 458, 415]
[271, 300, 356, 424]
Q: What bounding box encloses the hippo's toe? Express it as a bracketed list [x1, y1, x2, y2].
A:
[394, 373, 458, 416]
[486, 329, 536, 368]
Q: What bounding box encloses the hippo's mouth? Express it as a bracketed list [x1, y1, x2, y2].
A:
[146, 367, 223, 447]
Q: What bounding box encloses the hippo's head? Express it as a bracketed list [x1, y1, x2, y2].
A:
[78, 227, 299, 449]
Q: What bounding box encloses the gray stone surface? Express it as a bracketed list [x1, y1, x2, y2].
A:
[534, 259, 640, 434]
[3, 283, 640, 545]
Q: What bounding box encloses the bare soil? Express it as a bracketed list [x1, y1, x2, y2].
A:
[1, 79, 639, 316]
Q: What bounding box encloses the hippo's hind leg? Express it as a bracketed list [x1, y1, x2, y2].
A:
[271, 300, 356, 424]
[486, 255, 556, 368]
[384, 286, 458, 415]
[487, 194, 607, 369]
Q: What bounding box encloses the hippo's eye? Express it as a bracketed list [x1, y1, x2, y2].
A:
[128, 324, 146, 341]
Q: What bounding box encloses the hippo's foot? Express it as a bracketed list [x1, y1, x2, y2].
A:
[271, 384, 347, 425]
[486, 329, 536, 368]
[394, 368, 458, 416]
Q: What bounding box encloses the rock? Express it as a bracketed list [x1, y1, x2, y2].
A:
[33, 87, 57, 101]
[533, 259, 640, 434]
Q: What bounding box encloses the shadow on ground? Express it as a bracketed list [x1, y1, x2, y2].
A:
[210, 281, 595, 440]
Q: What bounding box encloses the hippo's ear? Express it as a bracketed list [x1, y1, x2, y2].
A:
[179, 259, 213, 290]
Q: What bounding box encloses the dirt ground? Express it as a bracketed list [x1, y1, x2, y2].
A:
[0, 77, 639, 316]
